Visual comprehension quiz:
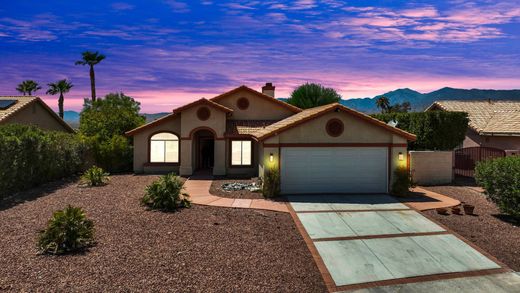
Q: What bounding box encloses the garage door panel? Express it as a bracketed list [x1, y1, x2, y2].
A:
[281, 147, 388, 194]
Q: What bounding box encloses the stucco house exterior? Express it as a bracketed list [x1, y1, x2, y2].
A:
[0, 96, 74, 133]
[427, 100, 520, 154]
[126, 84, 416, 194]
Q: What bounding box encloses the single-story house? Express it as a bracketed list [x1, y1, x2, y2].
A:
[0, 96, 74, 133]
[126, 83, 416, 194]
[427, 100, 520, 154]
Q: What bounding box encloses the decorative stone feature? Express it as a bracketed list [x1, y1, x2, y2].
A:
[221, 182, 260, 192]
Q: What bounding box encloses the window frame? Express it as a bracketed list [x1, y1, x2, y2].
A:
[148, 131, 180, 165]
[229, 139, 253, 167]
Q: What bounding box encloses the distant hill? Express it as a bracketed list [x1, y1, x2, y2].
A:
[341, 87, 520, 113]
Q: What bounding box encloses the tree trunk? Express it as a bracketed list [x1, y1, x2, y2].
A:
[58, 92, 64, 119]
[90, 65, 96, 101]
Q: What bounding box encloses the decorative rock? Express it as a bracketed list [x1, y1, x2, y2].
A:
[221, 182, 260, 192]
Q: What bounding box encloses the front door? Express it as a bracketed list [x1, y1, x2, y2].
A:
[198, 137, 214, 170]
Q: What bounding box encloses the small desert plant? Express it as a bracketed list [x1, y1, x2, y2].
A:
[391, 166, 414, 196]
[38, 206, 95, 255]
[141, 173, 191, 211]
[262, 167, 280, 198]
[80, 166, 109, 186]
[475, 156, 520, 218]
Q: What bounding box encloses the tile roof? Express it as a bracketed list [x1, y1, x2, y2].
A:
[0, 96, 74, 132]
[253, 103, 416, 141]
[428, 100, 520, 135]
[225, 120, 278, 136]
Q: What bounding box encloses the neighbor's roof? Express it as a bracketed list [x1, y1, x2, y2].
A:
[225, 120, 278, 136]
[427, 100, 520, 136]
[0, 96, 74, 133]
[211, 85, 302, 113]
[253, 103, 417, 141]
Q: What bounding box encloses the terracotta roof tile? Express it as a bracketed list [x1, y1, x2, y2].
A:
[429, 100, 520, 135]
[225, 120, 278, 136]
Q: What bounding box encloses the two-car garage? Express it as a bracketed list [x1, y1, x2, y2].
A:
[280, 147, 388, 194]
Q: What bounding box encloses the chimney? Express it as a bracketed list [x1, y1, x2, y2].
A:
[262, 82, 275, 98]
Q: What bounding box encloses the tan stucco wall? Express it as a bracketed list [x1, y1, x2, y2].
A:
[2, 102, 71, 132]
[463, 129, 520, 151]
[213, 89, 295, 120]
[261, 111, 410, 189]
[132, 116, 182, 173]
[410, 151, 453, 185]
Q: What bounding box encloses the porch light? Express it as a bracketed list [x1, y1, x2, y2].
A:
[398, 152, 404, 161]
[269, 153, 274, 162]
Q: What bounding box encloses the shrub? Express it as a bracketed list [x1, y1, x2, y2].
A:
[80, 166, 110, 187]
[38, 206, 95, 255]
[475, 156, 520, 218]
[141, 174, 191, 211]
[372, 111, 469, 151]
[262, 167, 280, 198]
[0, 124, 89, 198]
[391, 166, 414, 196]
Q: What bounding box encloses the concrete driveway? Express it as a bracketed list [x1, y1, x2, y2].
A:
[287, 194, 512, 292]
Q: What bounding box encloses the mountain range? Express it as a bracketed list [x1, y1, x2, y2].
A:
[61, 87, 520, 125]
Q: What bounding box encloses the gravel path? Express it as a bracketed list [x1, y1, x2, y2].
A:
[422, 185, 520, 271]
[210, 178, 265, 199]
[0, 175, 326, 292]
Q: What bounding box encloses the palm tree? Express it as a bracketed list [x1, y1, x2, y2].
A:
[47, 79, 73, 118]
[287, 83, 341, 109]
[375, 96, 390, 113]
[75, 51, 105, 101]
[16, 80, 42, 96]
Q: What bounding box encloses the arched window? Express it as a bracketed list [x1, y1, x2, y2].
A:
[150, 132, 179, 163]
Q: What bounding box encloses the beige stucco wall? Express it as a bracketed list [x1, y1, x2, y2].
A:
[2, 102, 72, 132]
[260, 111, 410, 189]
[213, 89, 295, 120]
[132, 115, 182, 173]
[463, 129, 520, 151]
[410, 151, 453, 185]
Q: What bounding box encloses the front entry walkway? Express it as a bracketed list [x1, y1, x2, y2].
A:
[287, 194, 511, 292]
[184, 177, 288, 213]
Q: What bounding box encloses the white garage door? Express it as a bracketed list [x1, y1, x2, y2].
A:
[280, 147, 388, 194]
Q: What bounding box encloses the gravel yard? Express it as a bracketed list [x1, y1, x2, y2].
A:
[210, 177, 265, 199]
[422, 185, 520, 271]
[0, 175, 326, 292]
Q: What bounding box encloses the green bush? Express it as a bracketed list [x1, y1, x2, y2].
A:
[475, 156, 520, 218]
[391, 166, 414, 196]
[372, 111, 469, 150]
[80, 166, 110, 187]
[262, 167, 280, 198]
[0, 124, 88, 198]
[38, 205, 95, 255]
[141, 174, 191, 211]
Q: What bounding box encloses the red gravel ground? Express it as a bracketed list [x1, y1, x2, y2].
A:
[0, 175, 326, 292]
[210, 177, 264, 199]
[422, 185, 520, 271]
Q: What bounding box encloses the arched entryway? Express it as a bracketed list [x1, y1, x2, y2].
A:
[192, 128, 215, 171]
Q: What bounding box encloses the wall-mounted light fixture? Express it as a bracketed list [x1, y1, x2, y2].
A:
[269, 153, 274, 162]
[398, 152, 404, 161]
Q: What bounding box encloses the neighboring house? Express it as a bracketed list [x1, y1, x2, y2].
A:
[427, 100, 520, 154]
[126, 83, 416, 194]
[0, 96, 74, 133]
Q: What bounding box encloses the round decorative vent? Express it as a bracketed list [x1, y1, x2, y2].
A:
[326, 119, 344, 137]
[237, 97, 249, 110]
[197, 107, 211, 121]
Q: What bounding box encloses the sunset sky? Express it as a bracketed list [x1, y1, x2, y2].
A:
[1, 0, 520, 112]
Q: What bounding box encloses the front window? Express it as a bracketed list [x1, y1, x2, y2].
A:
[231, 140, 252, 166]
[150, 132, 179, 163]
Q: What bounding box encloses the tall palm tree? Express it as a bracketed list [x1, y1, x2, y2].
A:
[75, 51, 105, 101]
[375, 96, 390, 113]
[16, 80, 42, 96]
[287, 83, 341, 109]
[47, 79, 73, 118]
